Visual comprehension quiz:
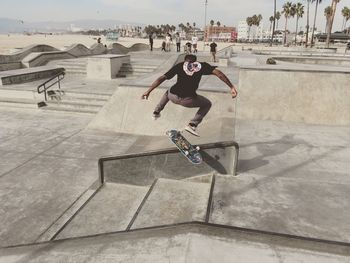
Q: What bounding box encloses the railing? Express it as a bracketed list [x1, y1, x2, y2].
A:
[37, 70, 65, 101]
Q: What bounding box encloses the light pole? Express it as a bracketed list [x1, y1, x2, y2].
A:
[270, 0, 276, 46]
[203, 0, 208, 50]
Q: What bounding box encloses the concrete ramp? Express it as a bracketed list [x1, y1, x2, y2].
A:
[87, 85, 236, 142]
[237, 65, 350, 125]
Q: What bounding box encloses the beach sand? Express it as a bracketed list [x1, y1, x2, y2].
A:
[0, 33, 233, 55]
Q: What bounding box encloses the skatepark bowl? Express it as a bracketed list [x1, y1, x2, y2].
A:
[0, 42, 350, 261]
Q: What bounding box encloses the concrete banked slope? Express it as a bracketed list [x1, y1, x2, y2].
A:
[87, 86, 236, 146]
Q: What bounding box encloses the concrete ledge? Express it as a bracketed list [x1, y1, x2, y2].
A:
[273, 56, 350, 67]
[239, 64, 350, 74]
[99, 141, 239, 185]
[0, 66, 64, 85]
[0, 62, 22, 71]
[87, 54, 130, 80]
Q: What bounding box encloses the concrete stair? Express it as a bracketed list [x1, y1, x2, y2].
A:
[0, 87, 111, 114]
[55, 58, 88, 75]
[116, 62, 158, 78]
[41, 90, 111, 114]
[50, 176, 212, 240]
[0, 97, 38, 109]
[2, 172, 350, 261]
[130, 178, 211, 229]
[56, 183, 150, 239]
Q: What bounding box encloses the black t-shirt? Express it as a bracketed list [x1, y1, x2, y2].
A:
[164, 62, 217, 97]
[210, 42, 217, 52]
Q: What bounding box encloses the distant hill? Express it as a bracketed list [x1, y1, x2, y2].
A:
[0, 18, 143, 33]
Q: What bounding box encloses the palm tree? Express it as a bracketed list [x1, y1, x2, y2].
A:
[253, 14, 263, 40]
[341, 7, 350, 33]
[282, 2, 296, 45]
[326, 0, 341, 48]
[324, 6, 333, 33]
[269, 16, 275, 33]
[305, 0, 311, 47]
[246, 17, 254, 40]
[216, 21, 221, 39]
[210, 20, 214, 40]
[275, 11, 281, 29]
[311, 0, 322, 46]
[294, 3, 305, 44]
[257, 14, 263, 26]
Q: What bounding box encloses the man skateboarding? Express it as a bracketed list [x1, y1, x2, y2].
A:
[141, 54, 237, 137]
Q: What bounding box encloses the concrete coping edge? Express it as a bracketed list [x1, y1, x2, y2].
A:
[2, 221, 349, 254]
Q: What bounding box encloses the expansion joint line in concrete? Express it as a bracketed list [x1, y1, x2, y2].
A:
[126, 179, 158, 231]
[0, 129, 83, 180]
[205, 174, 216, 223]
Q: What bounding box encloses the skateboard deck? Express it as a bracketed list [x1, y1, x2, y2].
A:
[166, 129, 202, 164]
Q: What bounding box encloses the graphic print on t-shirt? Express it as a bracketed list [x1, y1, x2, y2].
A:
[183, 62, 202, 76]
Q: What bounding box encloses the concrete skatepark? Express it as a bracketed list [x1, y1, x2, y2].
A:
[0, 41, 349, 262]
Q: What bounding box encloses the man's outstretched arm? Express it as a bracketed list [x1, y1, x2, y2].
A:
[212, 69, 237, 98]
[141, 75, 167, 99]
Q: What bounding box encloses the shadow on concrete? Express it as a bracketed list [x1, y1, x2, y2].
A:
[201, 150, 228, 174]
[238, 134, 311, 173]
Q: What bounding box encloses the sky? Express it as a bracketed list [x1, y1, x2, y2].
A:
[0, 0, 349, 32]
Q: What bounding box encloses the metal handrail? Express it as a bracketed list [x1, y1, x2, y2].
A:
[37, 71, 65, 101]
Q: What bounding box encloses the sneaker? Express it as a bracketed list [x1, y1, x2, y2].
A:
[185, 124, 200, 137]
[152, 111, 161, 120]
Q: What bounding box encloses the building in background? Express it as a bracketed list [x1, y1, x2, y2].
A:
[237, 20, 286, 43]
[237, 20, 264, 41]
[204, 25, 236, 42]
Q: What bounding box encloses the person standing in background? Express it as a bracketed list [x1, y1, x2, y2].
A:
[149, 33, 154, 51]
[191, 34, 198, 53]
[165, 33, 172, 52]
[210, 41, 217, 62]
[175, 33, 181, 52]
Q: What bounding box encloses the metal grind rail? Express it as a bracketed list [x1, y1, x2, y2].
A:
[37, 70, 65, 101]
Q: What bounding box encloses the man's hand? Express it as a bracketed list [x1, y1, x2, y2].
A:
[141, 91, 150, 100]
[230, 86, 237, 98]
[141, 75, 167, 100]
[212, 69, 237, 98]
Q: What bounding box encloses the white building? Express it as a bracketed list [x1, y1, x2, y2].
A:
[69, 24, 83, 32]
[237, 20, 264, 41]
[237, 21, 248, 40]
[237, 20, 287, 43]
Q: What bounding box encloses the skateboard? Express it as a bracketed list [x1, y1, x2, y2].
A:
[166, 129, 202, 164]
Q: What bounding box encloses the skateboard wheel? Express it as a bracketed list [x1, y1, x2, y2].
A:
[185, 151, 189, 156]
[195, 146, 200, 151]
